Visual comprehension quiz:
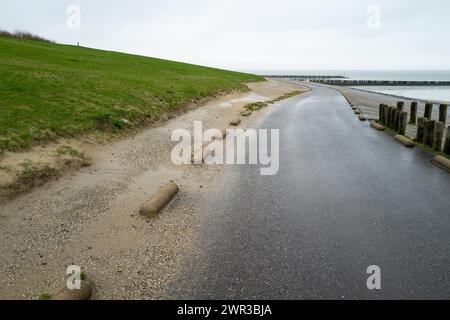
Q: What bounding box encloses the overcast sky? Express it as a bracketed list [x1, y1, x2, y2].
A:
[1, 0, 450, 71]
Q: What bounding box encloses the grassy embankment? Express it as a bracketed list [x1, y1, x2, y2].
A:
[0, 37, 264, 156]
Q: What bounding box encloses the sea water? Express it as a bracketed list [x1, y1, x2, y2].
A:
[351, 86, 450, 103]
[249, 70, 450, 103]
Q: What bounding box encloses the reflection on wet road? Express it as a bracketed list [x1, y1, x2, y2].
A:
[171, 85, 450, 300]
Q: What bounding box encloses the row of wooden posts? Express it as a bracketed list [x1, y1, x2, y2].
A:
[378, 101, 450, 155]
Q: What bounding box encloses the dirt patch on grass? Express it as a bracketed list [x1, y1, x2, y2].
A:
[0, 143, 92, 203]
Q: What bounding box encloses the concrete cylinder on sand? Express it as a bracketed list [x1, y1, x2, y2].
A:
[217, 128, 227, 140]
[229, 118, 241, 126]
[139, 182, 179, 216]
[394, 135, 415, 148]
[432, 155, 450, 173]
[370, 121, 385, 131]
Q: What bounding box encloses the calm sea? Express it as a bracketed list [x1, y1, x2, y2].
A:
[248, 70, 450, 103]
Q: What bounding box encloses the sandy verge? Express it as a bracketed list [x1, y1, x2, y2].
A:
[0, 79, 306, 299]
[0, 80, 302, 201]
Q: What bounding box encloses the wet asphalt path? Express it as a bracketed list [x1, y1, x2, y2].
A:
[170, 85, 450, 299]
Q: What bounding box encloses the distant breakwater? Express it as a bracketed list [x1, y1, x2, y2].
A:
[268, 77, 450, 86]
[264, 75, 347, 80]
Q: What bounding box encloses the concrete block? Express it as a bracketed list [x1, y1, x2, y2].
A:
[394, 135, 416, 148]
[139, 182, 179, 216]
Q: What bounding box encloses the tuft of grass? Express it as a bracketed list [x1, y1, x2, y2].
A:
[242, 90, 306, 113]
[0, 37, 264, 153]
[244, 101, 268, 111]
[92, 112, 127, 131]
[15, 160, 59, 191]
[56, 145, 87, 159]
[1, 160, 61, 202]
[55, 146, 91, 168]
[38, 293, 52, 300]
[272, 90, 304, 101]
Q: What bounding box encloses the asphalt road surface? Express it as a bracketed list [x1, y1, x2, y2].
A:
[170, 84, 450, 300]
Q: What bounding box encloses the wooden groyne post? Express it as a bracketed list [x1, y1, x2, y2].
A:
[394, 101, 404, 132]
[309, 79, 450, 86]
[439, 104, 448, 124]
[417, 117, 426, 143]
[409, 102, 417, 124]
[399, 111, 408, 135]
[395, 109, 401, 131]
[424, 103, 433, 120]
[379, 104, 386, 123]
[386, 106, 392, 128]
[384, 105, 389, 126]
[389, 106, 396, 129]
[434, 121, 445, 151]
[444, 127, 450, 155]
[424, 120, 436, 148]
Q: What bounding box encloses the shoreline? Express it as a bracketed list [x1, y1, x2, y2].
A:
[291, 81, 450, 142]
[279, 79, 444, 104]
[344, 86, 450, 105]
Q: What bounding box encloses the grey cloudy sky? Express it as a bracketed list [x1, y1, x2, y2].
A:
[1, 0, 449, 71]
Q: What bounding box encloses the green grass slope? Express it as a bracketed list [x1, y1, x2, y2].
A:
[0, 37, 263, 154]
